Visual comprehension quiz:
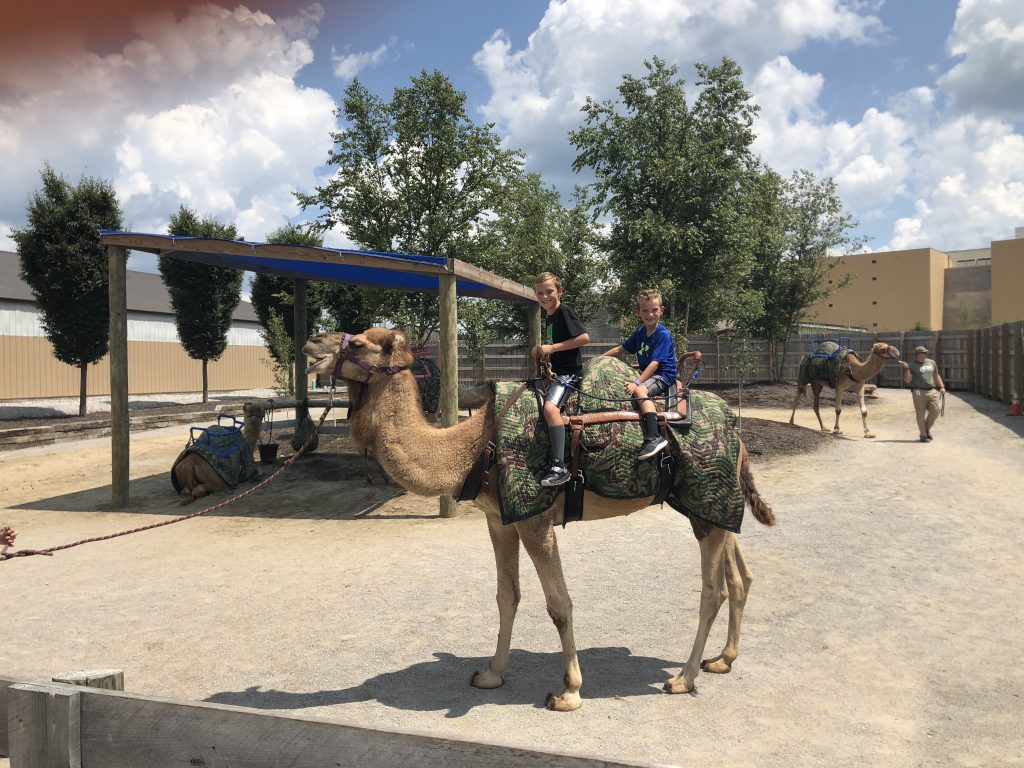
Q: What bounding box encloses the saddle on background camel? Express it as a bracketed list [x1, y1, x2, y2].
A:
[492, 357, 746, 534]
[801, 340, 857, 388]
[170, 417, 259, 494]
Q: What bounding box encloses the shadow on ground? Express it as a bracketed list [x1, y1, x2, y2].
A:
[958, 391, 1024, 438]
[11, 452, 409, 520]
[205, 647, 690, 717]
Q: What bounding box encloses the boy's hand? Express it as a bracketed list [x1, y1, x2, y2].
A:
[625, 381, 638, 396]
[534, 344, 553, 359]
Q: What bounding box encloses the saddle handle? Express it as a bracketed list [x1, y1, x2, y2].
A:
[678, 350, 703, 390]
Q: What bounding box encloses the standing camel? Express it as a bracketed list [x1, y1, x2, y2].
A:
[303, 328, 775, 711]
[789, 341, 900, 438]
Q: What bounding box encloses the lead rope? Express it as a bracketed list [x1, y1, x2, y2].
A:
[1, 392, 336, 562]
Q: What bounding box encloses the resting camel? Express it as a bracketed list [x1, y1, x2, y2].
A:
[303, 328, 775, 711]
[173, 404, 264, 505]
[789, 342, 900, 438]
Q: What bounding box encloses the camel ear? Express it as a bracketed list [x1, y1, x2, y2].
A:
[391, 332, 407, 352]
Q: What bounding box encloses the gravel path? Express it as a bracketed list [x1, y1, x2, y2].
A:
[2, 389, 1022, 767]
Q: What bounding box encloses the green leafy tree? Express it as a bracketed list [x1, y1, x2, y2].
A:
[747, 168, 866, 379]
[296, 70, 523, 345]
[571, 56, 762, 336]
[12, 165, 123, 415]
[159, 206, 242, 402]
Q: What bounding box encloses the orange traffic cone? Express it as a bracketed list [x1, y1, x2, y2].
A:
[1010, 392, 1022, 417]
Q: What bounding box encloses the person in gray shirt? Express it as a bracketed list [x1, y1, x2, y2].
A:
[901, 345, 946, 442]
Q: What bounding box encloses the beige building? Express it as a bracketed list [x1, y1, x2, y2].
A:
[808, 227, 1024, 331]
[0, 250, 275, 400]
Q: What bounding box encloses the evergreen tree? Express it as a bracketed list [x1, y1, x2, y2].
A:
[12, 165, 123, 415]
[159, 206, 242, 402]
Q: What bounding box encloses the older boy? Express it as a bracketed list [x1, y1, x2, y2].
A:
[533, 272, 590, 487]
[603, 289, 677, 459]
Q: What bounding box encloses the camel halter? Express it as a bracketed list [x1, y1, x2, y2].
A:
[331, 333, 410, 386]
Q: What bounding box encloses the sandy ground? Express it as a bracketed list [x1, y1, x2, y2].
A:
[2, 389, 1023, 767]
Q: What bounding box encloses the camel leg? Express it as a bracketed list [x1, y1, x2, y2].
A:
[812, 383, 828, 432]
[788, 385, 805, 426]
[471, 511, 522, 690]
[517, 512, 583, 711]
[858, 387, 874, 438]
[665, 527, 728, 694]
[701, 533, 753, 674]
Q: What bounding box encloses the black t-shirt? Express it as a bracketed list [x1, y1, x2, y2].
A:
[544, 302, 586, 375]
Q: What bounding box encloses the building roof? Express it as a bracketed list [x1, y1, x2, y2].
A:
[0, 249, 259, 322]
[99, 231, 536, 303]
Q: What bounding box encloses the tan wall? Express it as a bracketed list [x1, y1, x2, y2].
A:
[991, 238, 1024, 324]
[0, 337, 277, 400]
[808, 248, 949, 331]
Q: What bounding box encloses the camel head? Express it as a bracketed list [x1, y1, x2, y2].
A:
[303, 328, 415, 386]
[869, 342, 901, 361]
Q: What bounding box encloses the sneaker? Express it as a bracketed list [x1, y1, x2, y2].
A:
[919, 435, 928, 443]
[638, 436, 669, 460]
[540, 465, 571, 487]
[926, 433, 933, 441]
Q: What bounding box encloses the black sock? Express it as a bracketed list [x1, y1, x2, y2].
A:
[641, 412, 658, 440]
[549, 424, 566, 465]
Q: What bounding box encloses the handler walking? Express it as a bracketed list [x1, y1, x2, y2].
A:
[901, 345, 946, 442]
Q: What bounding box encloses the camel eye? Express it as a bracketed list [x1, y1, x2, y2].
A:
[350, 340, 364, 348]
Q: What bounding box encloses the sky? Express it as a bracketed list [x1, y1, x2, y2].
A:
[1, 0, 1023, 275]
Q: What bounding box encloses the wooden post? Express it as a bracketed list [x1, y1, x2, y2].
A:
[438, 269, 458, 518]
[1001, 323, 1011, 403]
[293, 278, 308, 402]
[8, 682, 82, 768]
[527, 304, 542, 377]
[108, 245, 129, 508]
[1016, 322, 1024, 403]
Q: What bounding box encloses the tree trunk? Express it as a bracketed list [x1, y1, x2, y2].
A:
[202, 359, 209, 403]
[79, 363, 88, 416]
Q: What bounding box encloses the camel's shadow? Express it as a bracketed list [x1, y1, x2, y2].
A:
[205, 647, 683, 717]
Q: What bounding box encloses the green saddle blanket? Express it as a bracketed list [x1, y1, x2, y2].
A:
[495, 357, 745, 532]
[171, 423, 260, 493]
[799, 341, 855, 389]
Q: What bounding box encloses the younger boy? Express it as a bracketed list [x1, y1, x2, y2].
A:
[533, 272, 590, 487]
[602, 289, 677, 459]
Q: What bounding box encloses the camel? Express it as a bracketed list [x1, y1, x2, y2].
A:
[789, 341, 900, 438]
[173, 404, 264, 505]
[303, 328, 776, 711]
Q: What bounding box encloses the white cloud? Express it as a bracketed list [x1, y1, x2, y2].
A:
[939, 0, 1024, 117]
[0, 3, 337, 249]
[332, 38, 405, 81]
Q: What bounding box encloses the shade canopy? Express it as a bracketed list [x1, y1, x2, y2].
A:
[99, 231, 535, 303]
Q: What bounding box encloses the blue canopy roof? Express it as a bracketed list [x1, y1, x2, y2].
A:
[99, 231, 535, 303]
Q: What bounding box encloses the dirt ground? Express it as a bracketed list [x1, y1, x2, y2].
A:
[2, 385, 1023, 767]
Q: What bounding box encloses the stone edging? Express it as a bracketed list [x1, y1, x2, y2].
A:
[0, 404, 246, 452]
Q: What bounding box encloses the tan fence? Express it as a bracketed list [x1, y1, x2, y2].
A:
[418, 323, 1022, 399]
[0, 336, 277, 400]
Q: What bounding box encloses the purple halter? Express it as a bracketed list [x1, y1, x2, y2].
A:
[331, 333, 410, 384]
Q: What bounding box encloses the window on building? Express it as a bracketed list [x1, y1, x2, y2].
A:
[872, 301, 878, 305]
[828, 303, 833, 308]
[871, 259, 877, 264]
[872, 276, 877, 281]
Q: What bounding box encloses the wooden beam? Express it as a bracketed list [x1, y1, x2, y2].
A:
[107, 245, 130, 508]
[8, 683, 82, 768]
[438, 269, 459, 519]
[451, 259, 537, 303]
[1001, 323, 1011, 403]
[294, 278, 308, 402]
[1, 674, 17, 756]
[527, 304, 542, 377]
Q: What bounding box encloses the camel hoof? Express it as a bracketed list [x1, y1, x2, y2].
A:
[663, 677, 695, 695]
[544, 691, 582, 711]
[470, 669, 504, 689]
[701, 657, 732, 674]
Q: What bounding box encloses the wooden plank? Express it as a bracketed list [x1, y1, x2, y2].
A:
[69, 686, 652, 768]
[528, 305, 542, 378]
[8, 683, 81, 768]
[294, 278, 308, 402]
[1001, 323, 1011, 403]
[107, 245, 130, 509]
[451, 259, 536, 303]
[1016, 322, 1024, 402]
[0, 674, 17, 756]
[438, 270, 459, 519]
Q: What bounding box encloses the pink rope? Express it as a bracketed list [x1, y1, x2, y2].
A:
[1, 398, 335, 562]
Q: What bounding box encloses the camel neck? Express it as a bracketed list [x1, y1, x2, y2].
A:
[352, 372, 494, 498]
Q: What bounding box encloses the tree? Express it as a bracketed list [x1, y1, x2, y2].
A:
[570, 57, 762, 336]
[296, 70, 523, 346]
[747, 168, 866, 379]
[159, 207, 243, 402]
[12, 165, 123, 415]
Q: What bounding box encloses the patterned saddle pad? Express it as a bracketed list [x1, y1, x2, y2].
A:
[800, 341, 856, 389]
[494, 356, 745, 532]
[171, 423, 259, 493]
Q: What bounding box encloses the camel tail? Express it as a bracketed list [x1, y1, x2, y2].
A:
[739, 443, 775, 527]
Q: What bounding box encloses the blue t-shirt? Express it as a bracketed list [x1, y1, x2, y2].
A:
[622, 323, 677, 384]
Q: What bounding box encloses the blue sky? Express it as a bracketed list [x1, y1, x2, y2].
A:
[2, 0, 1022, 270]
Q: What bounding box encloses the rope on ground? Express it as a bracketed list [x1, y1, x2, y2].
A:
[1, 394, 336, 562]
